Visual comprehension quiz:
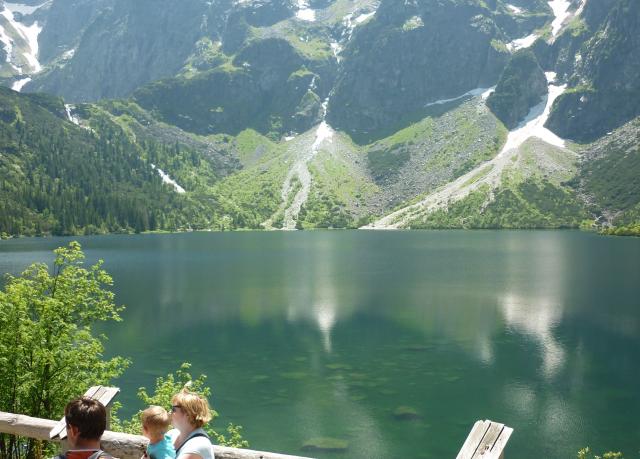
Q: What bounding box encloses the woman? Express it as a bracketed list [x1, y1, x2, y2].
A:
[168, 388, 215, 459]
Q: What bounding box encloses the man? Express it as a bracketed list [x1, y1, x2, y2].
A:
[56, 397, 113, 459]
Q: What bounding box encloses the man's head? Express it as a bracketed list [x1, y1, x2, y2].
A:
[64, 397, 107, 448]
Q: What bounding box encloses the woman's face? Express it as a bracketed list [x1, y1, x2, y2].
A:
[171, 403, 190, 431]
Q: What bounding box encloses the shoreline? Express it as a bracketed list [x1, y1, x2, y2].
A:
[1, 226, 638, 241]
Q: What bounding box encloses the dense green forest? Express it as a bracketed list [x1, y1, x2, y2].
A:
[0, 88, 218, 236]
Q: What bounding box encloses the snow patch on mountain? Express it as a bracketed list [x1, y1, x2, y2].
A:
[507, 33, 538, 52]
[342, 6, 377, 41]
[506, 4, 524, 14]
[0, 3, 43, 74]
[12, 76, 30, 91]
[296, 0, 316, 22]
[330, 41, 342, 62]
[548, 0, 572, 37]
[355, 12, 375, 24]
[499, 72, 566, 152]
[151, 164, 186, 194]
[4, 1, 49, 15]
[0, 23, 18, 71]
[424, 86, 496, 108]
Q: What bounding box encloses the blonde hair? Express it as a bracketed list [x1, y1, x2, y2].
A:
[141, 406, 171, 436]
[171, 389, 212, 428]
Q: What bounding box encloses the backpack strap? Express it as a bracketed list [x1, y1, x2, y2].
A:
[175, 431, 210, 457]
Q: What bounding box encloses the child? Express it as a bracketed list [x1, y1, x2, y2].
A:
[141, 406, 176, 459]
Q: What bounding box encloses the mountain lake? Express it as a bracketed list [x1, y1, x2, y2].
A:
[1, 230, 639, 458]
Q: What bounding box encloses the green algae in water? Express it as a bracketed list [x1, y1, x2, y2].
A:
[403, 344, 434, 352]
[280, 371, 307, 380]
[325, 363, 352, 371]
[258, 397, 288, 407]
[380, 388, 397, 396]
[348, 379, 367, 388]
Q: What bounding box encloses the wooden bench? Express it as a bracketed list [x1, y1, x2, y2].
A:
[456, 419, 513, 459]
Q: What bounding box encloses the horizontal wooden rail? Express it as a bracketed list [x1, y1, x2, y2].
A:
[0, 411, 314, 459]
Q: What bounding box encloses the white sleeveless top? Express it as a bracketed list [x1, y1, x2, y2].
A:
[168, 428, 214, 459]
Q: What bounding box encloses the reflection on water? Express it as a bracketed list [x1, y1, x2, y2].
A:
[313, 243, 338, 353]
[477, 335, 494, 365]
[504, 382, 536, 416]
[500, 232, 567, 378]
[1, 231, 639, 459]
[501, 293, 565, 378]
[285, 238, 339, 353]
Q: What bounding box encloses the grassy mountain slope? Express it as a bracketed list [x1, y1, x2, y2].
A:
[407, 138, 589, 229]
[572, 116, 640, 235]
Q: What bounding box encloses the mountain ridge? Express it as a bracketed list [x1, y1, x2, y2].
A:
[0, 0, 638, 236]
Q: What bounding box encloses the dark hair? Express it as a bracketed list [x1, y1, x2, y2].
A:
[64, 397, 107, 440]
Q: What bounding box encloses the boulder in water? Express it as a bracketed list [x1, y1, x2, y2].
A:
[393, 405, 423, 421]
[301, 437, 349, 453]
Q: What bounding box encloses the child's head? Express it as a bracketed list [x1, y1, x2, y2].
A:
[141, 405, 171, 440]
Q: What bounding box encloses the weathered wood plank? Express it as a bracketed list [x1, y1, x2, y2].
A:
[1, 411, 315, 459]
[84, 386, 101, 400]
[93, 386, 107, 403]
[100, 387, 121, 407]
[0, 411, 58, 440]
[49, 416, 66, 440]
[458, 420, 513, 459]
[457, 420, 490, 459]
[471, 422, 504, 458]
[483, 426, 513, 459]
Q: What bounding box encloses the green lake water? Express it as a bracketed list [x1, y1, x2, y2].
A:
[1, 231, 639, 458]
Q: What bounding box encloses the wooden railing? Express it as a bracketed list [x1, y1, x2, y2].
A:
[0, 411, 314, 459]
[1, 410, 513, 458]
